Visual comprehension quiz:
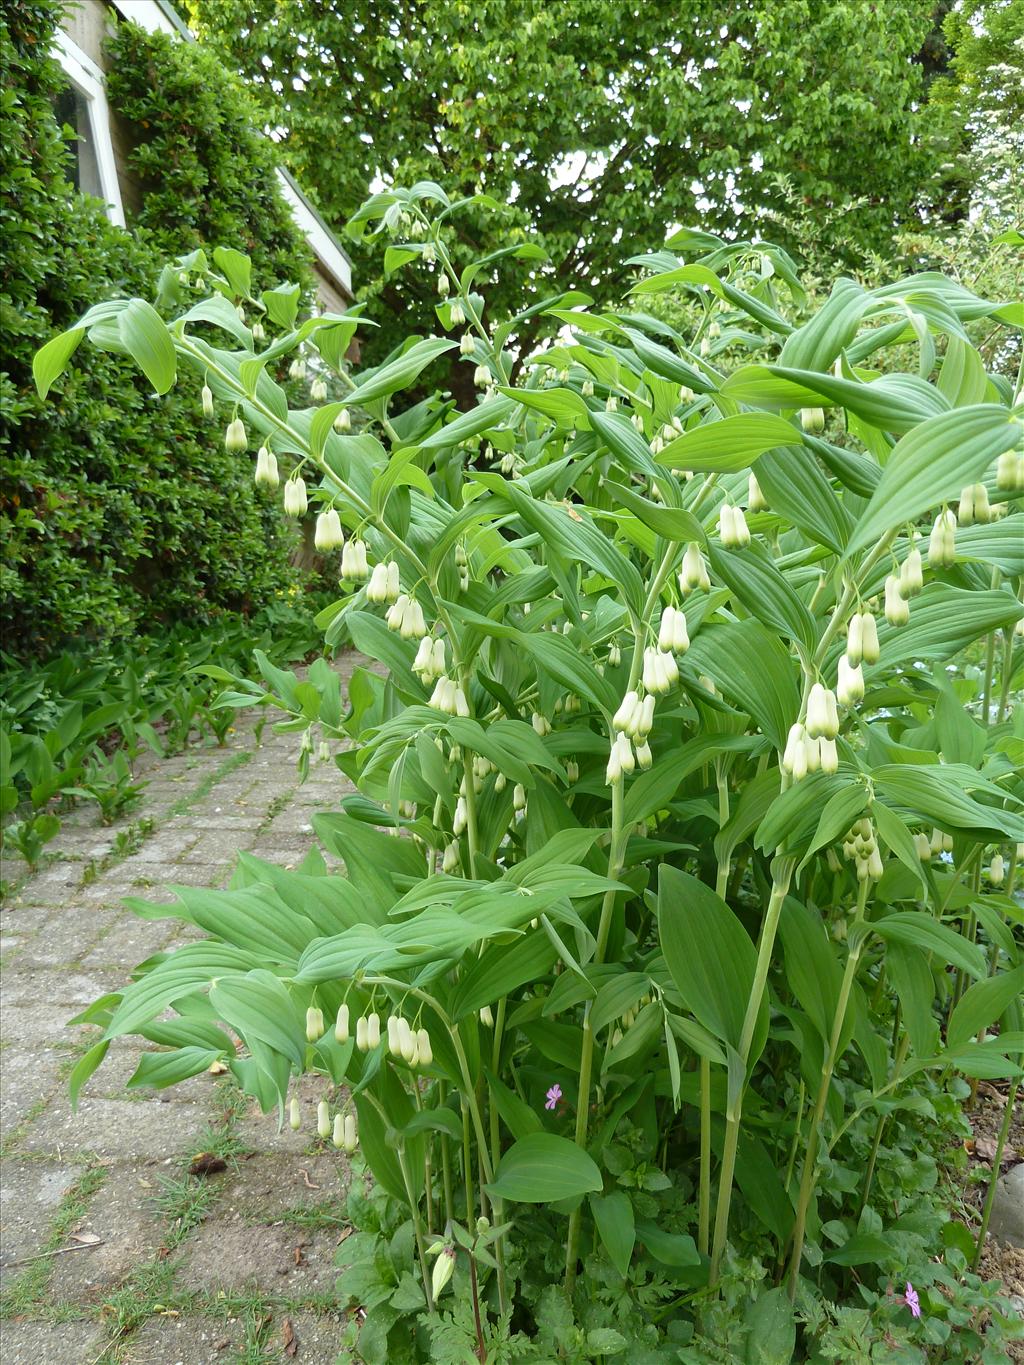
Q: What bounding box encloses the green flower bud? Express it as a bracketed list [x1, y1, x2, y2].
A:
[289, 1097, 301, 1131]
[431, 1246, 456, 1298]
[333, 407, 351, 433]
[335, 1004, 350, 1043]
[437, 271, 450, 298]
[201, 384, 215, 419]
[310, 377, 328, 402]
[800, 407, 825, 433]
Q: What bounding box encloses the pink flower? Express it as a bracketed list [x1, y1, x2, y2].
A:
[903, 1282, 921, 1319]
[544, 1084, 562, 1111]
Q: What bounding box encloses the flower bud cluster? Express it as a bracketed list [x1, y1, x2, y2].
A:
[845, 611, 879, 666]
[531, 712, 551, 736]
[642, 646, 678, 694]
[288, 358, 306, 381]
[679, 543, 711, 594]
[884, 574, 909, 626]
[806, 684, 839, 740]
[989, 853, 1005, 886]
[658, 607, 690, 654]
[386, 594, 427, 639]
[836, 655, 865, 707]
[450, 301, 465, 326]
[782, 721, 838, 780]
[201, 384, 215, 419]
[333, 407, 352, 433]
[386, 1014, 434, 1067]
[957, 483, 991, 526]
[800, 407, 825, 433]
[473, 364, 490, 388]
[367, 560, 401, 603]
[413, 636, 446, 683]
[254, 445, 279, 488]
[341, 539, 369, 581]
[310, 377, 328, 402]
[459, 333, 475, 356]
[283, 476, 308, 518]
[314, 508, 345, 551]
[928, 508, 957, 567]
[429, 675, 470, 717]
[899, 547, 923, 598]
[929, 827, 954, 856]
[718, 503, 751, 548]
[841, 818, 883, 881]
[437, 272, 450, 298]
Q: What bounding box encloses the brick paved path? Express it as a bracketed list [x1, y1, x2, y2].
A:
[1, 659, 364, 1363]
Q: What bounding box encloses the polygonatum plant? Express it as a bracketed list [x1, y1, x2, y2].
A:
[37, 183, 1024, 1359]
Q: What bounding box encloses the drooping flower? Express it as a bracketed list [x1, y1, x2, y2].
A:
[544, 1083, 563, 1111]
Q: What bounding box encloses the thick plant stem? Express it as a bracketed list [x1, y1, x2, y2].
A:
[786, 876, 871, 1298]
[565, 779, 627, 1295]
[709, 858, 795, 1284]
[996, 628, 1014, 723]
[972, 1074, 1021, 1270]
[698, 1057, 712, 1256]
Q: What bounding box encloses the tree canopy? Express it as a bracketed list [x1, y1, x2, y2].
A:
[188, 0, 950, 362]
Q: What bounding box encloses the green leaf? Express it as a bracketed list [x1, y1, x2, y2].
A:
[685, 619, 800, 750]
[886, 942, 939, 1058]
[127, 1047, 223, 1090]
[605, 479, 705, 543]
[484, 1068, 543, 1141]
[947, 965, 1024, 1052]
[485, 1133, 602, 1203]
[754, 445, 853, 552]
[779, 898, 846, 1048]
[825, 1232, 896, 1266]
[656, 413, 797, 471]
[634, 1221, 701, 1267]
[846, 405, 1023, 557]
[709, 542, 815, 650]
[33, 326, 86, 398]
[658, 866, 766, 1059]
[417, 394, 517, 450]
[208, 969, 306, 1067]
[590, 1191, 635, 1278]
[870, 912, 986, 979]
[68, 1041, 109, 1109]
[118, 299, 177, 394]
[797, 783, 868, 873]
[872, 765, 1024, 844]
[212, 246, 253, 298]
[344, 337, 456, 408]
[744, 1286, 797, 1365]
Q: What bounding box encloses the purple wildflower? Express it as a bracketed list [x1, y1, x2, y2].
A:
[544, 1084, 562, 1111]
[903, 1283, 921, 1319]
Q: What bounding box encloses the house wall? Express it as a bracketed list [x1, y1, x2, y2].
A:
[56, 0, 351, 307]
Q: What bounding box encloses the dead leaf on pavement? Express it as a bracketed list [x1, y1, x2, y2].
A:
[283, 1317, 298, 1357]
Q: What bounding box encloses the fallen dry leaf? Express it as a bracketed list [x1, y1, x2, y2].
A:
[299, 1167, 320, 1190]
[207, 1061, 229, 1075]
[70, 1233, 102, 1246]
[293, 1245, 305, 1266]
[283, 1317, 298, 1357]
[974, 1136, 999, 1163]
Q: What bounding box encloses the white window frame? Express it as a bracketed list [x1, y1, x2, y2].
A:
[52, 29, 125, 227]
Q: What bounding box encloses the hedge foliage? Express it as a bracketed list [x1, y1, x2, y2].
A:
[0, 1, 314, 659]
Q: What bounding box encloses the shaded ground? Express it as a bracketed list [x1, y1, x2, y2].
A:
[0, 664, 363, 1363]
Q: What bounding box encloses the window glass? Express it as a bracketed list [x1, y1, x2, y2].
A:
[52, 82, 103, 200]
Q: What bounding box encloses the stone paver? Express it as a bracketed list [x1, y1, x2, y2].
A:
[0, 658, 362, 1358]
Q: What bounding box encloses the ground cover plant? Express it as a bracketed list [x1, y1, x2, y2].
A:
[0, 595, 323, 871]
[35, 184, 1024, 1361]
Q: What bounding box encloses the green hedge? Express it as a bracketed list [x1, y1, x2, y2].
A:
[0, 2, 314, 660]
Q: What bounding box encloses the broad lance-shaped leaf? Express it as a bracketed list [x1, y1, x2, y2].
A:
[117, 298, 177, 394]
[846, 404, 1022, 558]
[658, 866, 768, 1061]
[709, 541, 815, 650]
[485, 1133, 602, 1203]
[683, 618, 799, 750]
[655, 412, 797, 471]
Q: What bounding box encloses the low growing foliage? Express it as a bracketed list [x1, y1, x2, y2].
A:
[39, 184, 1024, 1361]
